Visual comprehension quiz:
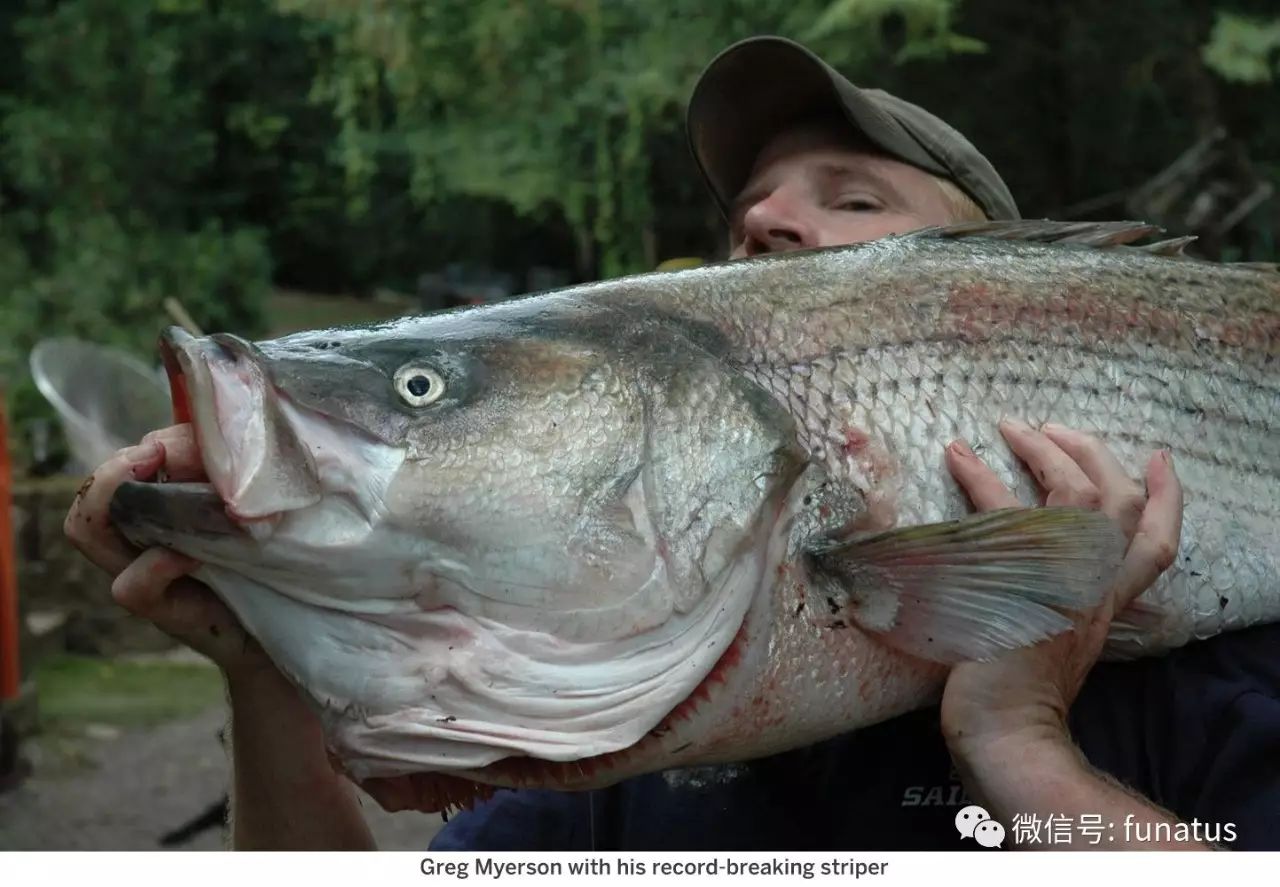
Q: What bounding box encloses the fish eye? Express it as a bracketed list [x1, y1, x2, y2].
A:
[394, 365, 446, 407]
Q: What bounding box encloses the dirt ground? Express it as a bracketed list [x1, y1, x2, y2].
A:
[0, 703, 445, 851]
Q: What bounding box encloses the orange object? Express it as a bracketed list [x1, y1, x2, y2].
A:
[0, 390, 19, 701]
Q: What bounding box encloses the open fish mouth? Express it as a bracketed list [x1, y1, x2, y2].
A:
[158, 327, 322, 526]
[111, 328, 304, 547]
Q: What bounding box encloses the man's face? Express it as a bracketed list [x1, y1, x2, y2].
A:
[728, 122, 959, 258]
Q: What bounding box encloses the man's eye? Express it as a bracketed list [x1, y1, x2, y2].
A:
[835, 197, 881, 212]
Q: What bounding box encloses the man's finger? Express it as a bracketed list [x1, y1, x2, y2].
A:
[64, 441, 163, 575]
[1000, 419, 1099, 508]
[1042, 424, 1146, 536]
[945, 439, 1020, 510]
[1111, 451, 1183, 610]
[141, 424, 207, 482]
[111, 546, 199, 617]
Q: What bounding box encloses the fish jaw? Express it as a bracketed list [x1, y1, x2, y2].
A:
[160, 327, 322, 522]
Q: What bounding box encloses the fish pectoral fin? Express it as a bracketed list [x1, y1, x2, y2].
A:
[810, 507, 1125, 665]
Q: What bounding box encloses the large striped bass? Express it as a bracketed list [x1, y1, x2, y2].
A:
[110, 220, 1279, 811]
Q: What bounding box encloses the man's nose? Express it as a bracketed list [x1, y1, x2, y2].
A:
[741, 192, 819, 256]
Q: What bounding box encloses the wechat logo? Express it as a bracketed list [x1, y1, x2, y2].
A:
[956, 804, 1004, 848]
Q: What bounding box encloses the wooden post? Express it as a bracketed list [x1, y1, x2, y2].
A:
[0, 389, 19, 702]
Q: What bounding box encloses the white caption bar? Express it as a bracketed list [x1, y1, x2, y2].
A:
[0, 850, 1260, 887]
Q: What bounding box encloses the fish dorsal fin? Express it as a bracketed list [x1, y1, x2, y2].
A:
[911, 219, 1162, 247]
[1138, 235, 1198, 257]
[1135, 240, 1278, 273]
[910, 220, 1278, 274]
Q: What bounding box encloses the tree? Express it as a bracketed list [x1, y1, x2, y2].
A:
[0, 0, 273, 457]
[277, 0, 976, 277]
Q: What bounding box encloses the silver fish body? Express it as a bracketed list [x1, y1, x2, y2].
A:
[111, 223, 1280, 807]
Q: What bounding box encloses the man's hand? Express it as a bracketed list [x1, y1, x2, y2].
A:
[63, 424, 270, 677]
[63, 424, 378, 848]
[940, 419, 1195, 849]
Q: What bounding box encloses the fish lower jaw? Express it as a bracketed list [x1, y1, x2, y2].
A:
[145, 476, 284, 540]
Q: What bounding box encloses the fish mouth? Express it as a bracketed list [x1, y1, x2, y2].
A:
[159, 326, 322, 524]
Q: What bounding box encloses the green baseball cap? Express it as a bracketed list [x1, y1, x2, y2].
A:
[687, 36, 1020, 221]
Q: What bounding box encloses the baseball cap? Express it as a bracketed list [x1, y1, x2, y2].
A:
[686, 35, 1019, 221]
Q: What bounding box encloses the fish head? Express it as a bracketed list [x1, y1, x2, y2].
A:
[113, 301, 809, 787]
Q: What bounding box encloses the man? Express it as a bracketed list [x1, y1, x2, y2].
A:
[65, 36, 1279, 850]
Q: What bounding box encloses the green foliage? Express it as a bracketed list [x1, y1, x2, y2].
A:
[805, 0, 985, 60]
[278, 0, 972, 278]
[0, 0, 276, 449]
[0, 215, 269, 372]
[1203, 11, 1280, 83]
[34, 654, 223, 729]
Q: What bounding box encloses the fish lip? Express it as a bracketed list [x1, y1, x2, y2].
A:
[160, 327, 267, 419]
[159, 327, 197, 425]
[159, 327, 240, 511]
[158, 326, 318, 524]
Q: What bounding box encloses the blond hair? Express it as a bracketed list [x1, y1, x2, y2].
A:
[933, 175, 988, 223]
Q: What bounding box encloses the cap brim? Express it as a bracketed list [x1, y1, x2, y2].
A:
[687, 38, 837, 216]
[687, 36, 947, 218]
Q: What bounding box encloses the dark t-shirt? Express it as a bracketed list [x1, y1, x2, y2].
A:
[429, 623, 1280, 851]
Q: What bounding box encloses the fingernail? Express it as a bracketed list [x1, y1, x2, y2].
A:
[127, 442, 162, 478]
[1002, 418, 1031, 433]
[950, 439, 974, 457]
[1163, 450, 1174, 467]
[1042, 422, 1068, 434]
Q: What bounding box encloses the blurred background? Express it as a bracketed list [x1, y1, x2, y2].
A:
[1, 0, 1277, 850]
